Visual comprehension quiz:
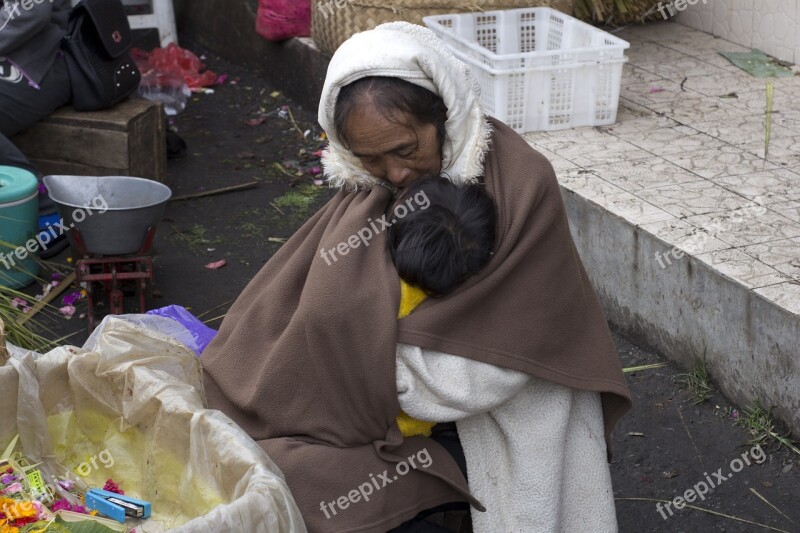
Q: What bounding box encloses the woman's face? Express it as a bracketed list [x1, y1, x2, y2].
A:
[342, 104, 443, 189]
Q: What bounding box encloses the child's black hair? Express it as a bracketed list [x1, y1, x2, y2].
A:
[388, 177, 496, 298]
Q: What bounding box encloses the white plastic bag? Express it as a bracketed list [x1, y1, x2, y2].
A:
[0, 315, 306, 532]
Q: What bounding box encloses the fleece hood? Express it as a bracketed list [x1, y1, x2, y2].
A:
[318, 21, 492, 191]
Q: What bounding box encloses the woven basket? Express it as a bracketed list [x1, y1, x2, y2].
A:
[311, 0, 574, 56]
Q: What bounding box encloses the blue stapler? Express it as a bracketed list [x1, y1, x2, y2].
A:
[85, 488, 152, 523]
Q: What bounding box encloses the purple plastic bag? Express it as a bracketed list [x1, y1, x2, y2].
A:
[146, 305, 217, 356]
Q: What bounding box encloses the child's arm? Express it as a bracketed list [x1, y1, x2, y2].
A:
[396, 343, 530, 422]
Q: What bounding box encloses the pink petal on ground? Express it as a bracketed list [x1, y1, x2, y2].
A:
[649, 87, 666, 93]
[205, 259, 227, 270]
[59, 305, 76, 319]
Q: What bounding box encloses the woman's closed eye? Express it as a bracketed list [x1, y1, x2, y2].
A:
[360, 148, 414, 167]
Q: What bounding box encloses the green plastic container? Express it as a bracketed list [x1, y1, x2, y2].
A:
[0, 166, 40, 288]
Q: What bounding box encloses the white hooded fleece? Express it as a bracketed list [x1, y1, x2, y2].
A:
[318, 22, 618, 533]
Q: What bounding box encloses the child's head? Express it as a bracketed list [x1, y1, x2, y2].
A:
[388, 177, 496, 297]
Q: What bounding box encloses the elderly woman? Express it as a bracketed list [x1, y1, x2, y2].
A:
[201, 22, 631, 533]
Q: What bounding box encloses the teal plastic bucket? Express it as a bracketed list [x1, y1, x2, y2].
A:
[0, 166, 40, 288]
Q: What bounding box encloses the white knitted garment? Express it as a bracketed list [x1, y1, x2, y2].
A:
[397, 344, 619, 533]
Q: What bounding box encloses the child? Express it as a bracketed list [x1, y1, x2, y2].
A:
[388, 176, 497, 437]
[389, 176, 496, 299]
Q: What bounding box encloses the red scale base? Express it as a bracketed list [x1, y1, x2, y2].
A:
[73, 227, 157, 331]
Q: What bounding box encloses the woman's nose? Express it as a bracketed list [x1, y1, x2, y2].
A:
[386, 165, 412, 187]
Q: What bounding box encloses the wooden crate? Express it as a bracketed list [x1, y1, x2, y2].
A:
[11, 98, 166, 183]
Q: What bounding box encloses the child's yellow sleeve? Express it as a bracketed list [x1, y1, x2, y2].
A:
[397, 411, 436, 438]
[398, 279, 428, 319]
[396, 280, 437, 437]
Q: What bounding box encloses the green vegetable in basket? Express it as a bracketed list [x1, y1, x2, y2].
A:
[54, 511, 127, 533]
[18, 512, 126, 533]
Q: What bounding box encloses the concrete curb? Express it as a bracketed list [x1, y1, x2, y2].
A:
[561, 185, 800, 437]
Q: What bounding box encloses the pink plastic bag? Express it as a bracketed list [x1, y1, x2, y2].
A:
[256, 0, 311, 41]
[132, 44, 218, 90]
[132, 44, 219, 114]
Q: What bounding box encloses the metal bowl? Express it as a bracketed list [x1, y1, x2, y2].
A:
[42, 175, 171, 256]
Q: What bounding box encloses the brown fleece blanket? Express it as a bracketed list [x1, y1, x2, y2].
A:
[201, 118, 632, 532]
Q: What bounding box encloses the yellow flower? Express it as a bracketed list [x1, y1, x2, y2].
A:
[0, 519, 20, 533]
[0, 499, 37, 520]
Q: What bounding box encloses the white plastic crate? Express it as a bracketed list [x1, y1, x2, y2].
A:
[424, 8, 630, 132]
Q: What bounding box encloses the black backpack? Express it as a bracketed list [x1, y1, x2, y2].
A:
[62, 0, 141, 111]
